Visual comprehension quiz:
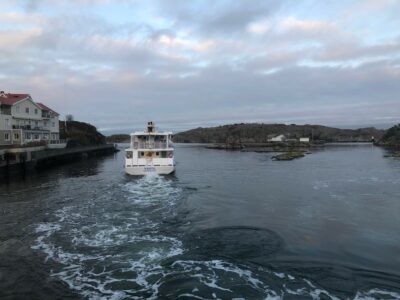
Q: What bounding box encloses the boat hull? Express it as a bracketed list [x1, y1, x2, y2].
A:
[125, 165, 175, 175]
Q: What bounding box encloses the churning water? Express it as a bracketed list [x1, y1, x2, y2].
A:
[1, 144, 400, 299]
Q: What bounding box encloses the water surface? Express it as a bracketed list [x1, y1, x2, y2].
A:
[0, 144, 399, 299]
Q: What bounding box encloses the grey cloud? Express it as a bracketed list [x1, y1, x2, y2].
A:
[201, 1, 280, 34]
[156, 0, 282, 36]
[316, 37, 400, 62]
[25, 0, 40, 11]
[6, 0, 109, 11]
[58, 61, 400, 130]
[3, 48, 400, 132]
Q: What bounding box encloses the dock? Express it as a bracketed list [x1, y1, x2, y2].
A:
[0, 144, 118, 180]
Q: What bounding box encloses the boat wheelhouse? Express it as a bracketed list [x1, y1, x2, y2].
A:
[125, 122, 174, 175]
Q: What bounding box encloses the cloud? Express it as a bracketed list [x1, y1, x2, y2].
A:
[0, 0, 399, 133]
[155, 0, 282, 36]
[278, 17, 337, 34]
[247, 19, 270, 35]
[316, 37, 400, 62]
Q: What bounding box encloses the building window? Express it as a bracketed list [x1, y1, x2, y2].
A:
[44, 121, 47, 127]
[14, 133, 19, 140]
[25, 133, 31, 140]
[25, 107, 29, 114]
[34, 134, 39, 140]
[52, 122, 55, 127]
[4, 118, 10, 128]
[4, 133, 10, 141]
[35, 121, 38, 127]
[35, 108, 38, 114]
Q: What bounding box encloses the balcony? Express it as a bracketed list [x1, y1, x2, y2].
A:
[12, 125, 49, 131]
[12, 125, 30, 130]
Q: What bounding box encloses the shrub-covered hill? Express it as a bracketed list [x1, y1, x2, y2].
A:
[106, 134, 130, 143]
[59, 121, 106, 147]
[378, 124, 400, 148]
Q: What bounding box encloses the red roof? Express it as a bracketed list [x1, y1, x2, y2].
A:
[37, 102, 60, 116]
[0, 93, 60, 116]
[0, 93, 30, 105]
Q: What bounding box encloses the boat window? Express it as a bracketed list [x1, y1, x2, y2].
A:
[156, 152, 159, 156]
[161, 151, 167, 158]
[126, 151, 133, 159]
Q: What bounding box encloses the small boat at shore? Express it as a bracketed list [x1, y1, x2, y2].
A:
[125, 122, 175, 175]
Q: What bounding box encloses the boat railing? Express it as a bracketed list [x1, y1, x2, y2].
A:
[133, 142, 172, 149]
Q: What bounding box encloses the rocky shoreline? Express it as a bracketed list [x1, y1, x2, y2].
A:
[384, 151, 400, 158]
[272, 151, 306, 161]
[206, 141, 319, 151]
[206, 142, 316, 161]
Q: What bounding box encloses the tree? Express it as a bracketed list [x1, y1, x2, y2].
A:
[66, 114, 74, 122]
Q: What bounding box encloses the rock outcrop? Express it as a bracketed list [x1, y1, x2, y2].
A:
[106, 134, 130, 143]
[59, 121, 106, 147]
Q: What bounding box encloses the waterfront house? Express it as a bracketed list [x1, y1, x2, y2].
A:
[299, 137, 310, 143]
[268, 134, 286, 142]
[0, 91, 61, 147]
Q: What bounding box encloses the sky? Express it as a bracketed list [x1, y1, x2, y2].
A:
[1, 0, 399, 133]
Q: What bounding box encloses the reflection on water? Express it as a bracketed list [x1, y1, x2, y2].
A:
[1, 144, 400, 299]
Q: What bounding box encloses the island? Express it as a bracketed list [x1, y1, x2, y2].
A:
[173, 123, 384, 145]
[172, 123, 384, 160]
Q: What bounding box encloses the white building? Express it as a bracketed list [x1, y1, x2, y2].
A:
[268, 134, 286, 142]
[0, 92, 61, 146]
[299, 137, 310, 143]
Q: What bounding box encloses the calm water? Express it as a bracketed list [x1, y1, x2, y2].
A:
[0, 144, 400, 299]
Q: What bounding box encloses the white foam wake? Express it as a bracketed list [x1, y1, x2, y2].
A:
[32, 175, 185, 299]
[31, 175, 400, 299]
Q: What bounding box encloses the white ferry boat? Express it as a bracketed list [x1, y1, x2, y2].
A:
[125, 122, 175, 175]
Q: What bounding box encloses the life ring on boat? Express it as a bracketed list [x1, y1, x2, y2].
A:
[168, 152, 173, 158]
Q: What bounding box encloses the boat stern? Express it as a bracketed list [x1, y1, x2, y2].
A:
[125, 165, 175, 176]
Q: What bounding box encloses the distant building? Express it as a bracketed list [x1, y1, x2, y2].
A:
[268, 134, 286, 142]
[0, 91, 60, 146]
[299, 137, 310, 143]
